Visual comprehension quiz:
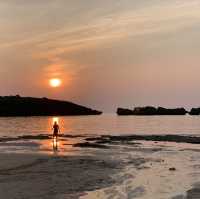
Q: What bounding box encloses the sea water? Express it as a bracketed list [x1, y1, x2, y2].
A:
[0, 114, 200, 137]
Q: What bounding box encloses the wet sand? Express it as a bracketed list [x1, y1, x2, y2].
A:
[0, 134, 200, 198]
[0, 153, 123, 199]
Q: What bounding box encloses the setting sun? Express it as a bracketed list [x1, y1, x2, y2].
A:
[49, 78, 62, 88]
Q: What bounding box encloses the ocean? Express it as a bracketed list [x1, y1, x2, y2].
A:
[0, 114, 200, 137]
[1, 114, 200, 199]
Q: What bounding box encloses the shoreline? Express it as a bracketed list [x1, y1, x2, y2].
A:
[1, 133, 200, 144]
[0, 133, 200, 198]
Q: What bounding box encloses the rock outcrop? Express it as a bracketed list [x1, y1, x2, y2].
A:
[133, 106, 157, 115]
[117, 108, 134, 115]
[156, 107, 187, 115]
[189, 108, 200, 115]
[0, 95, 102, 116]
[117, 106, 187, 115]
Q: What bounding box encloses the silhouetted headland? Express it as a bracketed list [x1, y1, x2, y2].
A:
[0, 95, 102, 116]
[117, 106, 187, 115]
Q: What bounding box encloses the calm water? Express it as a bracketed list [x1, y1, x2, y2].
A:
[1, 114, 200, 137]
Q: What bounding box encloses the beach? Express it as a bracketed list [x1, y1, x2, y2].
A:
[2, 0, 200, 198]
[0, 134, 200, 199]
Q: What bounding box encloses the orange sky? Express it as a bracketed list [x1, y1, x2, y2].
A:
[1, 0, 200, 112]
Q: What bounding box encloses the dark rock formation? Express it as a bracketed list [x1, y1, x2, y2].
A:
[73, 142, 109, 149]
[156, 107, 187, 115]
[117, 106, 187, 115]
[86, 134, 200, 144]
[117, 108, 134, 115]
[133, 106, 157, 115]
[0, 95, 102, 116]
[169, 167, 176, 171]
[189, 108, 200, 115]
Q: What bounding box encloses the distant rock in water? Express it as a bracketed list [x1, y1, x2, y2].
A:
[133, 106, 157, 115]
[117, 108, 134, 115]
[189, 108, 200, 115]
[0, 95, 102, 116]
[156, 107, 187, 115]
[117, 106, 187, 115]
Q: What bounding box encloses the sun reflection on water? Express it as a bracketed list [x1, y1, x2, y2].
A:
[53, 137, 58, 148]
[35, 116, 82, 155]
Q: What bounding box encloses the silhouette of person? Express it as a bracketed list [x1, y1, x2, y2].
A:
[53, 121, 59, 139]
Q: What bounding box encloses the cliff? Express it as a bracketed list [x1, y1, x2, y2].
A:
[0, 96, 102, 116]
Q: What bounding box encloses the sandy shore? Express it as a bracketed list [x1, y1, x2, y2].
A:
[0, 153, 123, 199]
[0, 134, 200, 198]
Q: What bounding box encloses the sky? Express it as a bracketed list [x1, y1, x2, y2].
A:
[0, 0, 200, 112]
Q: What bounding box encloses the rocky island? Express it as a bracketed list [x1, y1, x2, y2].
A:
[189, 108, 200, 115]
[0, 95, 102, 116]
[117, 106, 187, 115]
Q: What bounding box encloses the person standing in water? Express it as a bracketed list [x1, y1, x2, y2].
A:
[53, 121, 60, 140]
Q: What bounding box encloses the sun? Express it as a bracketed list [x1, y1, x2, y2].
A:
[49, 78, 62, 87]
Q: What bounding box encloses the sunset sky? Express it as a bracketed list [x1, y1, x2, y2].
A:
[1, 0, 200, 112]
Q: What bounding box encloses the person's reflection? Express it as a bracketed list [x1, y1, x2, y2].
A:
[53, 137, 58, 152]
[52, 118, 60, 153]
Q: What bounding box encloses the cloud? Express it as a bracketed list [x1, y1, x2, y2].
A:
[1, 0, 200, 110]
[1, 0, 200, 53]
